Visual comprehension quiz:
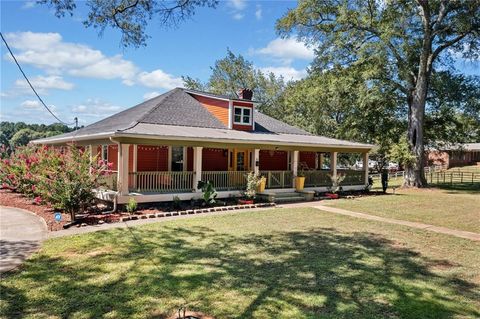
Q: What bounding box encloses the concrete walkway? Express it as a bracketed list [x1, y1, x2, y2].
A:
[0, 206, 48, 273]
[309, 204, 480, 242]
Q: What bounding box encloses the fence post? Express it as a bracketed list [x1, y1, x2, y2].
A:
[450, 173, 453, 185]
[461, 172, 463, 183]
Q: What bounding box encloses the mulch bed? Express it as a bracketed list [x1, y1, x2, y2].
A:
[0, 189, 71, 231]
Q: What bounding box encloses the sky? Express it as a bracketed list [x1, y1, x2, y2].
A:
[1, 0, 478, 127]
[1, 0, 316, 126]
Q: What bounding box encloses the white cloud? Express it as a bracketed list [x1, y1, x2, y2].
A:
[143, 91, 161, 100]
[232, 13, 244, 20]
[137, 70, 183, 90]
[4, 32, 182, 90]
[255, 5, 262, 20]
[228, 0, 246, 11]
[21, 1, 35, 9]
[258, 66, 308, 81]
[14, 75, 74, 91]
[253, 37, 314, 63]
[72, 98, 122, 118]
[21, 100, 41, 109]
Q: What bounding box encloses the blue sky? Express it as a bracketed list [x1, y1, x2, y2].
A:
[1, 0, 315, 126]
[1, 1, 478, 127]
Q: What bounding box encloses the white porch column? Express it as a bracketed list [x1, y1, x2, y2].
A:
[331, 151, 338, 179]
[132, 145, 138, 188]
[292, 150, 299, 187]
[193, 146, 203, 192]
[253, 149, 260, 175]
[117, 143, 130, 195]
[363, 152, 369, 185]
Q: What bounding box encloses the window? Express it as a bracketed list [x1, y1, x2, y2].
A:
[234, 106, 252, 125]
[102, 145, 108, 162]
[171, 146, 184, 171]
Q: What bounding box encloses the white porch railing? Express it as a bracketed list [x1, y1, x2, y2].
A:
[202, 171, 247, 191]
[303, 170, 331, 187]
[129, 171, 194, 193]
[260, 170, 293, 189]
[338, 169, 365, 185]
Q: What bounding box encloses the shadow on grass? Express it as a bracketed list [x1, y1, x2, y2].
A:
[1, 224, 478, 318]
[430, 183, 480, 194]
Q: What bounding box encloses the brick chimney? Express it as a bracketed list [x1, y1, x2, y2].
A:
[237, 88, 253, 100]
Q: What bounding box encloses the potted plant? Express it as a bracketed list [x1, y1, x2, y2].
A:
[239, 172, 262, 204]
[257, 175, 266, 193]
[295, 169, 306, 191]
[326, 173, 345, 199]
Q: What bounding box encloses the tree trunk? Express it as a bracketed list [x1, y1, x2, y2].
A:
[404, 77, 428, 187]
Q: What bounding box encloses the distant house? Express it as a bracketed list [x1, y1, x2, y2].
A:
[427, 143, 480, 169]
[33, 88, 374, 203]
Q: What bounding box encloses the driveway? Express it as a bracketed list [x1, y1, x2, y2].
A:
[0, 206, 48, 274]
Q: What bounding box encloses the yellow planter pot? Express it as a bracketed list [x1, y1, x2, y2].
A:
[295, 176, 305, 191]
[257, 179, 266, 193]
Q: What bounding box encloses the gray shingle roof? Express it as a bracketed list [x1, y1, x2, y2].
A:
[32, 87, 372, 149]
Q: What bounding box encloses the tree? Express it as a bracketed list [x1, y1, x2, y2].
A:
[9, 129, 43, 147]
[183, 49, 286, 115]
[39, 0, 218, 47]
[277, 0, 480, 187]
[280, 62, 405, 172]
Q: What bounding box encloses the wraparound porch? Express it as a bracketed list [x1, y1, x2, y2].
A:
[95, 143, 369, 204]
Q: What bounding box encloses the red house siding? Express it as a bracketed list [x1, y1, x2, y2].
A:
[232, 101, 254, 132]
[137, 145, 168, 171]
[300, 152, 316, 169]
[259, 150, 288, 170]
[187, 147, 193, 171]
[194, 95, 230, 126]
[202, 148, 228, 171]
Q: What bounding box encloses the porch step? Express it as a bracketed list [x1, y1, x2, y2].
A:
[274, 195, 307, 203]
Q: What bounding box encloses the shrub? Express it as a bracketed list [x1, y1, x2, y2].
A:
[327, 173, 346, 194]
[126, 197, 137, 214]
[244, 172, 264, 199]
[197, 180, 217, 206]
[0, 144, 112, 221]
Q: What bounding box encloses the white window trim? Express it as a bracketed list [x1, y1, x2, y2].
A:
[233, 106, 252, 125]
[102, 145, 108, 162]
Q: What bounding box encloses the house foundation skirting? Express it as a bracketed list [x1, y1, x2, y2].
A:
[95, 184, 367, 204]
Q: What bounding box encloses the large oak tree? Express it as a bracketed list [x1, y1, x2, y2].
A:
[277, 0, 480, 187]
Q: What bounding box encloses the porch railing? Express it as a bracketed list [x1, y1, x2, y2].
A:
[260, 170, 293, 189]
[303, 170, 331, 187]
[129, 171, 194, 193]
[97, 171, 117, 191]
[202, 171, 247, 191]
[338, 169, 365, 185]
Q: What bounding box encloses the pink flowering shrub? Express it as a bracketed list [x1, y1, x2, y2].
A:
[0, 144, 112, 220]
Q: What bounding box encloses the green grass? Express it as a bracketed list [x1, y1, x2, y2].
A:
[329, 187, 480, 233]
[1, 208, 479, 318]
[446, 165, 480, 173]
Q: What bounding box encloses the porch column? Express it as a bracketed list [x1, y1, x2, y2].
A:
[193, 146, 203, 192]
[362, 152, 369, 184]
[132, 145, 138, 188]
[292, 150, 299, 187]
[253, 149, 260, 175]
[319, 153, 324, 170]
[117, 143, 130, 195]
[331, 151, 338, 179]
[88, 145, 94, 174]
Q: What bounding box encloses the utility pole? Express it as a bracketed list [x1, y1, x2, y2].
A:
[74, 117, 78, 130]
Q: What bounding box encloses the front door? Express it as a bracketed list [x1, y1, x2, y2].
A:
[229, 148, 251, 171]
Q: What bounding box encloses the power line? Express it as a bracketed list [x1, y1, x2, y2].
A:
[1, 31, 76, 126]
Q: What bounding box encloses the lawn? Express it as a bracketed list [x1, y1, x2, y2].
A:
[329, 187, 480, 233]
[1, 207, 479, 318]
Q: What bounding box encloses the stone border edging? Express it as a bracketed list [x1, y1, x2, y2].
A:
[121, 202, 275, 222]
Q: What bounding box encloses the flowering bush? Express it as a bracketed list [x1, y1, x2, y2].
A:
[0, 144, 112, 220]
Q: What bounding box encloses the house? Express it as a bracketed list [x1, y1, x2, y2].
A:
[33, 88, 374, 204]
[427, 143, 480, 169]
